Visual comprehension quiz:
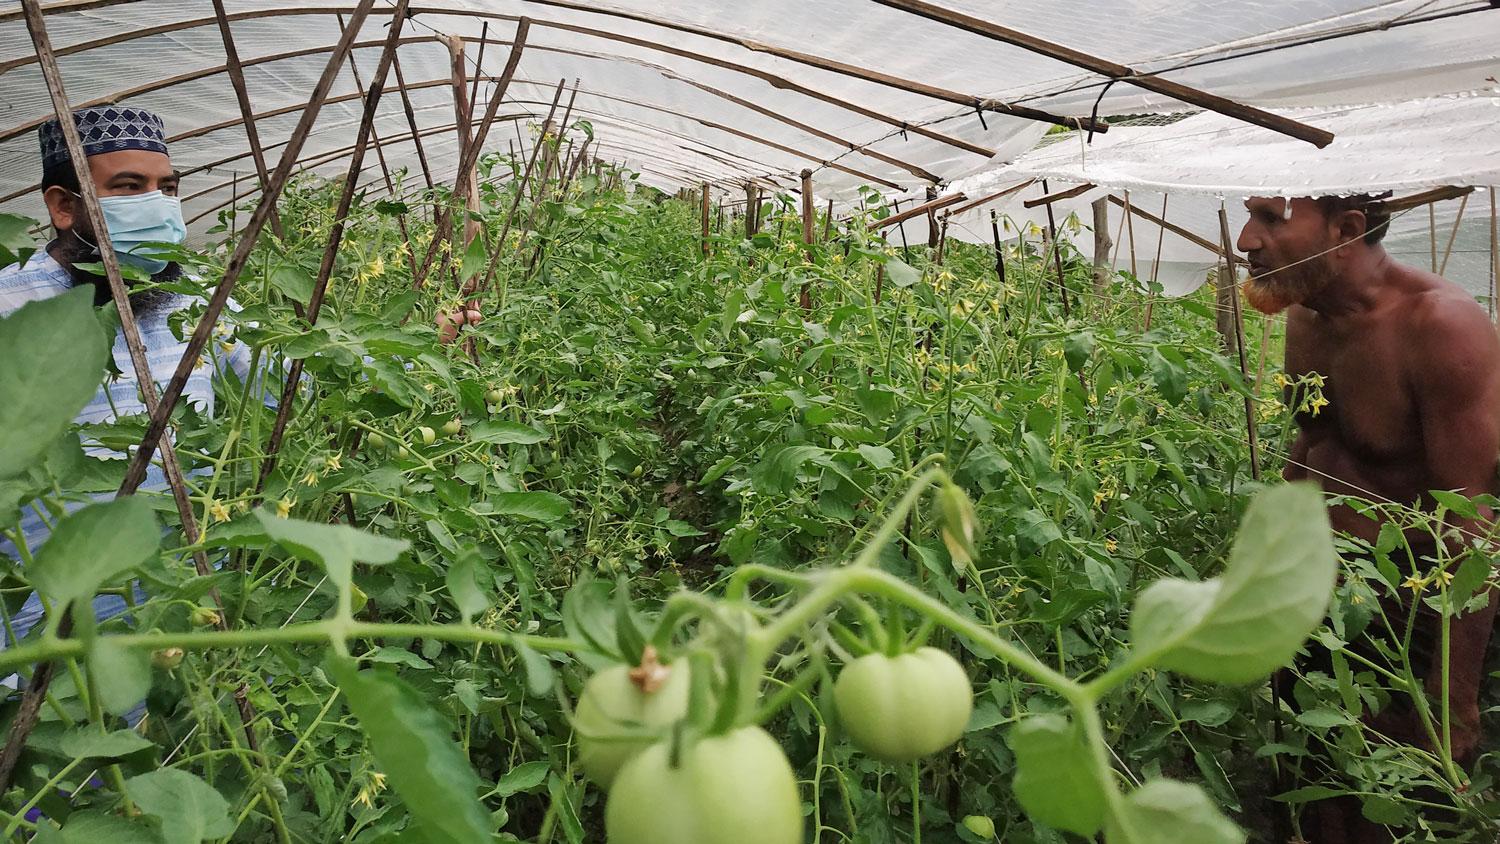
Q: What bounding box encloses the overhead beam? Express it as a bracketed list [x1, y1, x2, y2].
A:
[871, 0, 1334, 148]
[871, 191, 968, 230]
[1022, 182, 1096, 208]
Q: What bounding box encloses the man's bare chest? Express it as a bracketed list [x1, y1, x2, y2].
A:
[1289, 328, 1419, 463]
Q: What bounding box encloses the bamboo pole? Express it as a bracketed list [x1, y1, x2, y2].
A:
[1090, 196, 1112, 299]
[1491, 188, 1498, 325]
[744, 182, 758, 238]
[391, 49, 436, 195]
[209, 0, 283, 239]
[701, 181, 711, 257]
[1218, 205, 1261, 481]
[990, 209, 1009, 319]
[1144, 194, 1167, 331]
[119, 0, 378, 496]
[1023, 182, 1095, 208]
[823, 197, 834, 242]
[872, 192, 967, 231]
[1041, 180, 1070, 318]
[444, 34, 483, 248]
[411, 19, 532, 290]
[800, 168, 814, 310]
[925, 187, 940, 250]
[473, 79, 565, 297]
[872, 0, 1333, 147]
[1438, 193, 1470, 277]
[255, 0, 411, 494]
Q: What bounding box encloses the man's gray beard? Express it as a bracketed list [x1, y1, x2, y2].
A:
[53, 229, 179, 313]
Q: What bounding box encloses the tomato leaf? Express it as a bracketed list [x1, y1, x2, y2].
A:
[125, 768, 235, 844]
[89, 637, 152, 716]
[30, 497, 158, 611]
[445, 549, 492, 624]
[483, 491, 571, 524]
[1106, 780, 1242, 844]
[469, 421, 548, 444]
[255, 511, 409, 609]
[0, 286, 109, 479]
[329, 658, 492, 844]
[59, 727, 154, 760]
[1008, 714, 1106, 836]
[1129, 483, 1336, 684]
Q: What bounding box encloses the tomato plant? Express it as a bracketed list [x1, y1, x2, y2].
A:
[833, 647, 973, 761]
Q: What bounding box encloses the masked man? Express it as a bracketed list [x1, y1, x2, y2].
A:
[0, 106, 256, 649]
[1239, 195, 1500, 842]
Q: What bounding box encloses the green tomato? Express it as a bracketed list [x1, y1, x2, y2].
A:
[441, 417, 462, 436]
[606, 726, 802, 844]
[485, 388, 505, 404]
[833, 647, 972, 762]
[365, 432, 385, 450]
[962, 815, 996, 840]
[417, 425, 436, 445]
[574, 661, 690, 788]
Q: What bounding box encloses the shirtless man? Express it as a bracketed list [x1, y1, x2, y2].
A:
[1238, 194, 1500, 841]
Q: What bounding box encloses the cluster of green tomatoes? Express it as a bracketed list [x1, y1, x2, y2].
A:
[574, 644, 974, 844]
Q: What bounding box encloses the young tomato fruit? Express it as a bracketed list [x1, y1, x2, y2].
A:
[574, 649, 690, 788]
[606, 726, 803, 844]
[417, 425, 436, 445]
[485, 388, 505, 404]
[833, 646, 972, 761]
[441, 417, 462, 436]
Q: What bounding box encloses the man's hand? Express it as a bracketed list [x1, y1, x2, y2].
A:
[436, 304, 483, 345]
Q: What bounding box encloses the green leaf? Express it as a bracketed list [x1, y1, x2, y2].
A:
[446, 550, 492, 624]
[1129, 483, 1336, 684]
[0, 286, 109, 478]
[254, 510, 409, 603]
[469, 421, 548, 445]
[1273, 785, 1345, 803]
[484, 491, 571, 523]
[59, 727, 153, 760]
[125, 769, 234, 844]
[0, 212, 38, 268]
[30, 497, 159, 610]
[857, 444, 895, 470]
[1149, 348, 1187, 405]
[613, 579, 646, 665]
[886, 257, 921, 288]
[513, 640, 555, 696]
[1430, 489, 1480, 520]
[1008, 714, 1106, 836]
[1447, 550, 1491, 606]
[89, 637, 152, 716]
[1107, 780, 1243, 844]
[1063, 330, 1096, 372]
[269, 264, 314, 303]
[330, 659, 491, 844]
[495, 761, 550, 797]
[459, 235, 486, 281]
[750, 444, 824, 494]
[54, 811, 162, 844]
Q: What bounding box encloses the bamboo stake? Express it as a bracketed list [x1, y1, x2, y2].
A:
[1491, 188, 1498, 325]
[1430, 203, 1438, 273]
[338, 13, 418, 279]
[872, 191, 967, 231]
[800, 168, 814, 310]
[391, 49, 435, 195]
[925, 187, 940, 250]
[444, 34, 482, 248]
[701, 181, 711, 257]
[210, 0, 283, 239]
[1090, 196, 1112, 299]
[1144, 194, 1167, 330]
[255, 0, 410, 494]
[1438, 193, 1469, 277]
[473, 78, 565, 297]
[990, 209, 1009, 319]
[119, 0, 378, 497]
[823, 197, 833, 242]
[1124, 189, 1138, 279]
[1218, 205, 1261, 481]
[411, 19, 532, 290]
[1041, 179, 1070, 318]
[744, 182, 758, 238]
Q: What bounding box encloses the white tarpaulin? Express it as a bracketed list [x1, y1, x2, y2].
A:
[0, 0, 1496, 235]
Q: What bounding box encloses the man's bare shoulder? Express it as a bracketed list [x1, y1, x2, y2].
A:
[1398, 267, 1499, 384]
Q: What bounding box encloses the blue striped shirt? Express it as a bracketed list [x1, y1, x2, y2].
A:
[0, 245, 254, 646]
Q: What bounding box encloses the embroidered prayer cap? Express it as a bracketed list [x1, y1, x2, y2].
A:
[38, 106, 168, 171]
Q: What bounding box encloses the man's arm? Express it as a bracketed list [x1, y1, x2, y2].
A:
[1412, 295, 1500, 760]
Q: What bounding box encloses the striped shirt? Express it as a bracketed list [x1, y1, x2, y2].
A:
[0, 245, 254, 646]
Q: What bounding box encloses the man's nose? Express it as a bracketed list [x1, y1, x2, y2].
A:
[1236, 223, 1258, 255]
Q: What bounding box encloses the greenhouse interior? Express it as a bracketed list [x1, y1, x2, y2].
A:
[0, 1, 1498, 842]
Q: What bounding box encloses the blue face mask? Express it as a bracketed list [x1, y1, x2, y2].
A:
[73, 190, 187, 274]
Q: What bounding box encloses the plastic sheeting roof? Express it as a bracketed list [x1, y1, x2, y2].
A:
[0, 0, 1497, 234]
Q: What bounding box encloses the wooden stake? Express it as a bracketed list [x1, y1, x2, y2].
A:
[744, 182, 758, 238]
[444, 34, 482, 248]
[1091, 196, 1112, 299]
[800, 168, 814, 310]
[872, 191, 967, 231]
[210, 0, 283, 239]
[412, 19, 532, 290]
[990, 209, 1008, 319]
[474, 78, 564, 297]
[1218, 205, 1261, 481]
[823, 197, 834, 242]
[1438, 192, 1470, 277]
[925, 186, 940, 250]
[1144, 194, 1167, 330]
[1491, 188, 1498, 325]
[391, 49, 435, 195]
[119, 0, 378, 496]
[701, 181, 711, 257]
[256, 0, 411, 493]
[1041, 179, 1070, 318]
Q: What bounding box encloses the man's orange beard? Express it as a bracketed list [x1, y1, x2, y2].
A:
[1241, 253, 1333, 315]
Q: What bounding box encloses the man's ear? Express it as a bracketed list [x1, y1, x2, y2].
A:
[42, 185, 76, 232]
[1334, 209, 1369, 249]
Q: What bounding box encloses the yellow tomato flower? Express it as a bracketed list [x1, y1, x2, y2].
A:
[275, 497, 294, 519]
[209, 499, 230, 524]
[1402, 574, 1426, 593]
[325, 453, 342, 473]
[301, 470, 320, 487]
